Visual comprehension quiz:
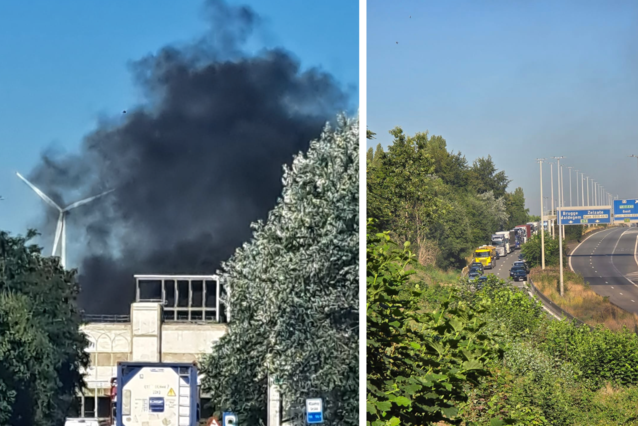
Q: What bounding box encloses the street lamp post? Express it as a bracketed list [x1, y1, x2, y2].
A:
[575, 170, 579, 206]
[567, 166, 574, 207]
[580, 173, 585, 206]
[630, 155, 638, 192]
[550, 162, 555, 238]
[538, 158, 546, 269]
[553, 157, 565, 296]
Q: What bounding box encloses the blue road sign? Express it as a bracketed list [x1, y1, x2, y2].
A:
[613, 199, 638, 223]
[306, 398, 324, 424]
[558, 207, 611, 225]
[223, 412, 238, 425]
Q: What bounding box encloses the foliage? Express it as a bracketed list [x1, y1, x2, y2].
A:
[521, 232, 566, 268]
[367, 127, 443, 248]
[202, 116, 358, 425]
[505, 188, 530, 230]
[0, 230, 89, 426]
[367, 225, 504, 425]
[367, 127, 531, 270]
[468, 155, 511, 199]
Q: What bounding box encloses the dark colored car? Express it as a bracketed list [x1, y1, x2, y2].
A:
[518, 253, 525, 261]
[475, 275, 488, 290]
[513, 261, 530, 274]
[469, 265, 484, 275]
[469, 271, 480, 282]
[510, 267, 527, 282]
[470, 262, 485, 274]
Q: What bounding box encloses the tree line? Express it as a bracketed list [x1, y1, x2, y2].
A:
[367, 127, 531, 269]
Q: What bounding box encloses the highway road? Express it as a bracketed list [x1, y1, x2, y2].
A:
[569, 227, 638, 314]
[486, 247, 526, 288]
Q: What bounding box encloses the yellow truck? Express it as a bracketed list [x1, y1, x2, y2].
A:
[474, 245, 496, 269]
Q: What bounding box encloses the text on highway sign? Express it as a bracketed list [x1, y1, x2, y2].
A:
[558, 207, 612, 225]
[613, 199, 638, 223]
[306, 398, 324, 424]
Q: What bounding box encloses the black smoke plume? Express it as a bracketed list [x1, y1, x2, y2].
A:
[26, 0, 352, 314]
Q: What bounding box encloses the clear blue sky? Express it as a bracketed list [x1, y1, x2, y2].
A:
[0, 0, 358, 236]
[368, 0, 638, 215]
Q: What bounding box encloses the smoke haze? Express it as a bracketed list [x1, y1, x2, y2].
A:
[26, 0, 351, 314]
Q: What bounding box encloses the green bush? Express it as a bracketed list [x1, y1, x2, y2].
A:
[367, 224, 504, 425]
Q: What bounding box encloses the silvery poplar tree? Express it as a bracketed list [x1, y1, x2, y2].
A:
[202, 115, 359, 426]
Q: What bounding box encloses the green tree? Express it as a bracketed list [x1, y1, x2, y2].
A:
[367, 147, 374, 162]
[373, 143, 384, 164]
[0, 230, 89, 426]
[505, 187, 530, 229]
[202, 116, 359, 425]
[367, 127, 443, 249]
[422, 134, 469, 189]
[521, 233, 567, 268]
[468, 156, 511, 199]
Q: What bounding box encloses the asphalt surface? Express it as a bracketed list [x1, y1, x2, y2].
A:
[569, 227, 638, 314]
[484, 247, 526, 288]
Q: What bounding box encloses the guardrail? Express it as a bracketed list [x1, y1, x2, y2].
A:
[527, 278, 592, 329]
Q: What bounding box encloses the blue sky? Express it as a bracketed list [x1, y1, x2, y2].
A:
[0, 0, 358, 236]
[368, 0, 638, 215]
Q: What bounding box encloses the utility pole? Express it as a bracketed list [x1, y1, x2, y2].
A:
[568, 166, 573, 207]
[575, 170, 579, 206]
[553, 157, 565, 296]
[550, 162, 555, 238]
[581, 173, 585, 207]
[630, 155, 638, 193]
[538, 158, 546, 269]
[554, 158, 565, 239]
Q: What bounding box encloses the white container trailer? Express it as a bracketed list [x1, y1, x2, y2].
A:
[491, 234, 507, 257]
[116, 362, 199, 426]
[495, 231, 513, 254]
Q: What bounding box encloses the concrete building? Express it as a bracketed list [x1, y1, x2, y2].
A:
[77, 275, 228, 419]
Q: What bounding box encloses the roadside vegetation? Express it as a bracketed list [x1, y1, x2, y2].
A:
[368, 227, 638, 425]
[367, 127, 638, 425]
[531, 266, 638, 332]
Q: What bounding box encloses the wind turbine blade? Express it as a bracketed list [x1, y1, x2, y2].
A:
[52, 213, 63, 256]
[16, 172, 62, 211]
[64, 189, 115, 211]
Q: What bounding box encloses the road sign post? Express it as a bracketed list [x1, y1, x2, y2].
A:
[613, 199, 638, 224]
[306, 398, 324, 424]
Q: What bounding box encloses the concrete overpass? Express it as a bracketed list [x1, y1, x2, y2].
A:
[76, 275, 228, 419]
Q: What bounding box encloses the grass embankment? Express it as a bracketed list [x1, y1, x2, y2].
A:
[531, 266, 638, 332]
[410, 262, 460, 286]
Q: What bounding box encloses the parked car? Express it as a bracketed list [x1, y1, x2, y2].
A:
[513, 260, 530, 274]
[518, 253, 525, 261]
[510, 266, 528, 282]
[470, 262, 485, 274]
[469, 271, 480, 282]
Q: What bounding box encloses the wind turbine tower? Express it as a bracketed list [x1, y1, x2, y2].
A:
[16, 172, 113, 269]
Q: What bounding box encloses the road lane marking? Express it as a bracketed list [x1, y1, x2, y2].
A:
[610, 230, 638, 288]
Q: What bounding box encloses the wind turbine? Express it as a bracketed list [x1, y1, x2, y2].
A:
[16, 172, 113, 268]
